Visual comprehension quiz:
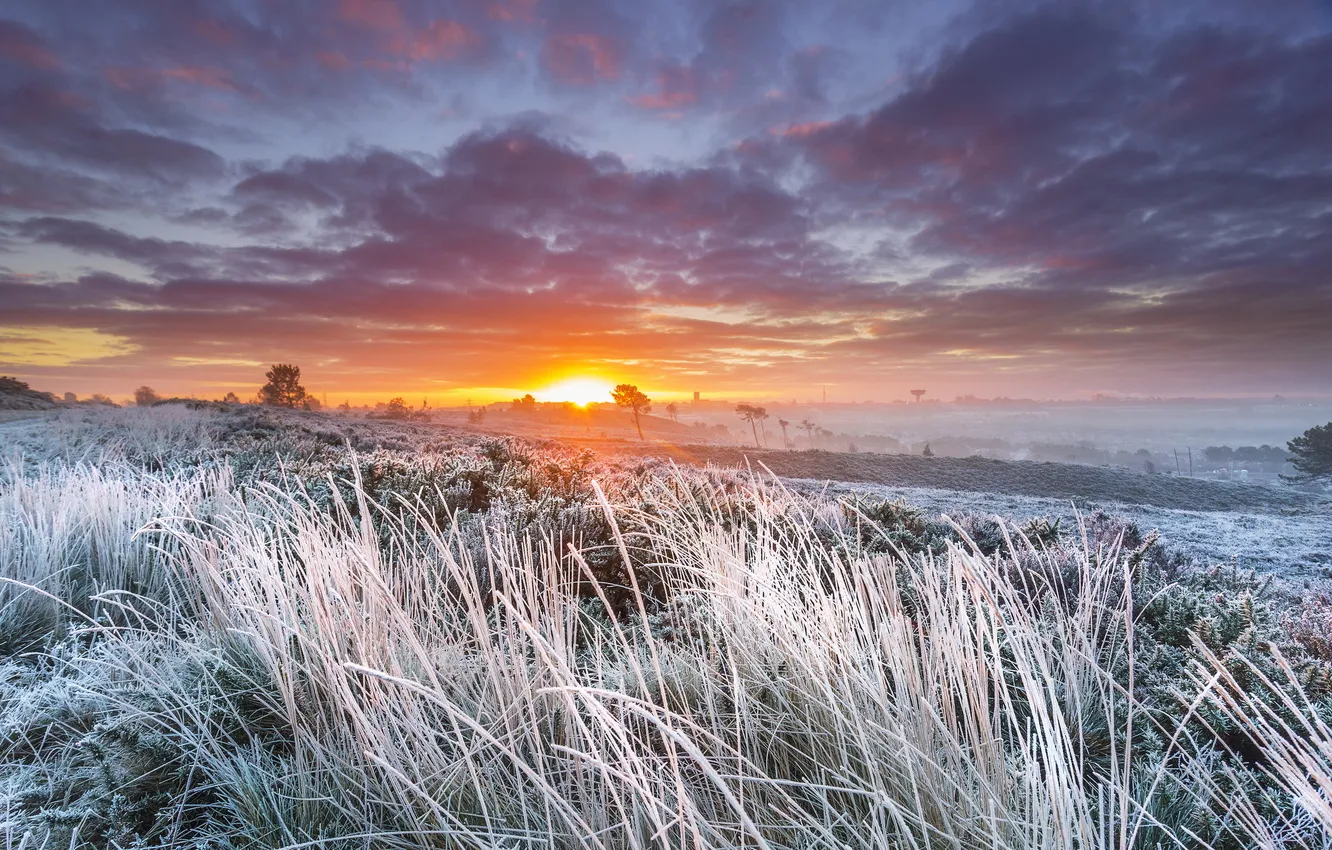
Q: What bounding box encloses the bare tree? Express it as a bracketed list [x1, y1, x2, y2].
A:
[665, 402, 679, 422]
[134, 386, 160, 407]
[612, 384, 652, 440]
[735, 403, 768, 448]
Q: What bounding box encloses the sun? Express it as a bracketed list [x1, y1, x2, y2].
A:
[535, 377, 615, 407]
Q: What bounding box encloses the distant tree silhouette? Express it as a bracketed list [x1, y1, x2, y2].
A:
[735, 403, 768, 448]
[63, 392, 77, 403]
[511, 393, 537, 414]
[1286, 422, 1332, 482]
[665, 402, 679, 422]
[777, 418, 792, 449]
[222, 392, 241, 404]
[338, 400, 352, 413]
[259, 364, 307, 408]
[612, 384, 651, 440]
[1236, 445, 1287, 463]
[133, 386, 160, 407]
[384, 397, 409, 419]
[800, 419, 818, 445]
[922, 442, 934, 457]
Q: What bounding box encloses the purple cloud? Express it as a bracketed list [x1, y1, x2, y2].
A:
[0, 0, 1329, 399]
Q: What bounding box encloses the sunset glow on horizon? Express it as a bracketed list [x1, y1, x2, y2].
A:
[534, 378, 617, 407]
[0, 1, 1329, 400]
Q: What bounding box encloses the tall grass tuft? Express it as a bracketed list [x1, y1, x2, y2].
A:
[0, 460, 234, 654]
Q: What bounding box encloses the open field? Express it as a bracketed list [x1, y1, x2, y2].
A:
[585, 443, 1332, 580]
[5, 406, 1332, 848]
[593, 443, 1324, 512]
[7, 406, 1323, 580]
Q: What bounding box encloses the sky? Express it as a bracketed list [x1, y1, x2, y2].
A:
[1, 0, 1330, 404]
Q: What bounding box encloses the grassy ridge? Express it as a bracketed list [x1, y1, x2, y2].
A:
[3, 407, 1332, 848]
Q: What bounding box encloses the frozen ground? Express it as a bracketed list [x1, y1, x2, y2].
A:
[801, 478, 1332, 582]
[4, 407, 1326, 582]
[587, 443, 1331, 582]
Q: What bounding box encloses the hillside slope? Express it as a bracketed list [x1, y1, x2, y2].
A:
[0, 376, 56, 410]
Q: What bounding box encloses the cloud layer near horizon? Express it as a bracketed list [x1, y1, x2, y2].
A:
[1, 0, 1330, 399]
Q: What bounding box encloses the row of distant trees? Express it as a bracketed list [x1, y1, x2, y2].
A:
[133, 364, 306, 409]
[115, 365, 1332, 483]
[598, 386, 819, 449]
[133, 386, 244, 407]
[501, 385, 814, 449]
[503, 386, 834, 452]
[703, 399, 1332, 479]
[1201, 445, 1290, 465]
[734, 403, 836, 450]
[130, 364, 429, 421]
[504, 388, 835, 451]
[509, 388, 1332, 479]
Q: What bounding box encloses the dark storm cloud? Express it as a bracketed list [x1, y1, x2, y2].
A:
[781, 5, 1332, 283]
[761, 4, 1332, 388]
[0, 0, 1329, 395]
